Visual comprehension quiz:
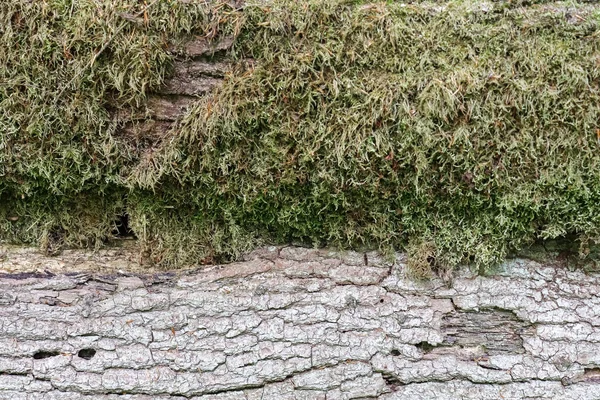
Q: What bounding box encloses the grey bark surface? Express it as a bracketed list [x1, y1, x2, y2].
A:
[1, 246, 600, 399]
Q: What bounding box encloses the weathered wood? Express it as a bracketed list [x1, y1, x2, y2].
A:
[112, 35, 235, 144]
[161, 60, 230, 97]
[146, 95, 197, 121]
[0, 246, 600, 399]
[175, 37, 236, 58]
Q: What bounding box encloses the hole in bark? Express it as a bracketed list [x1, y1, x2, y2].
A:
[33, 351, 59, 360]
[415, 341, 436, 353]
[379, 298, 385, 303]
[78, 348, 96, 360]
[382, 372, 403, 391]
[390, 349, 401, 356]
[426, 255, 436, 266]
[45, 226, 66, 255]
[113, 212, 136, 239]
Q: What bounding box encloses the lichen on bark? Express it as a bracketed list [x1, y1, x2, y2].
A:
[1, 246, 600, 399]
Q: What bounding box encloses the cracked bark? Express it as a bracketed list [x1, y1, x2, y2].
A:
[0, 246, 600, 399]
[115, 34, 235, 161]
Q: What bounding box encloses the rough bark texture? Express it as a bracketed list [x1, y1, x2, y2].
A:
[118, 36, 234, 145]
[1, 246, 600, 399]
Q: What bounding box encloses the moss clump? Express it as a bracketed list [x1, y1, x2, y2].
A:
[136, 0, 600, 269]
[2, 0, 600, 272]
[0, 0, 235, 250]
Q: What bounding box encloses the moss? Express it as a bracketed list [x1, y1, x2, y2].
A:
[0, 190, 124, 253]
[0, 0, 235, 254]
[2, 0, 600, 272]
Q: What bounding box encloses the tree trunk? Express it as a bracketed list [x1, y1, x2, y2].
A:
[1, 246, 599, 399]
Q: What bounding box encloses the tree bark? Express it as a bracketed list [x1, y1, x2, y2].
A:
[115, 35, 234, 160]
[0, 246, 599, 399]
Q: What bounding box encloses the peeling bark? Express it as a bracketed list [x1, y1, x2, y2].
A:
[0, 246, 600, 399]
[112, 34, 235, 154]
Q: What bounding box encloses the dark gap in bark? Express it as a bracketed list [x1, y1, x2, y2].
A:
[33, 351, 59, 359]
[78, 348, 96, 360]
[45, 226, 65, 255]
[415, 341, 437, 353]
[0, 371, 28, 376]
[113, 212, 136, 239]
[583, 368, 600, 382]
[382, 372, 403, 391]
[0, 271, 55, 280]
[478, 363, 504, 371]
[390, 349, 401, 356]
[427, 255, 436, 266]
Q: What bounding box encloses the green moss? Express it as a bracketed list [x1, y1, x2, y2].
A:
[0, 190, 124, 252]
[0, 0, 234, 254]
[137, 0, 600, 269]
[2, 0, 600, 271]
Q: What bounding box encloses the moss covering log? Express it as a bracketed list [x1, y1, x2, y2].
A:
[1, 0, 600, 273]
[0, 0, 237, 250]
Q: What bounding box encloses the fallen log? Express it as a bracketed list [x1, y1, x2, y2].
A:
[0, 246, 599, 399]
